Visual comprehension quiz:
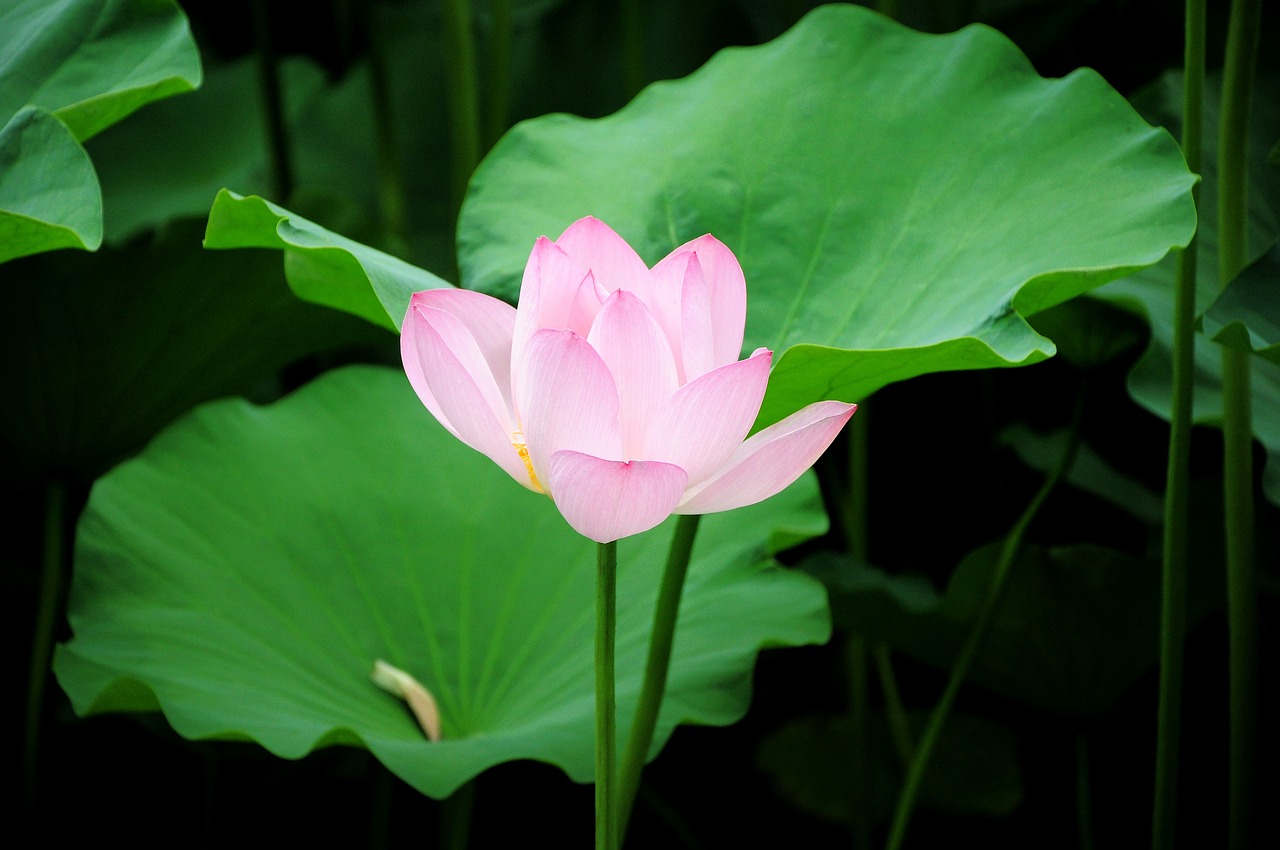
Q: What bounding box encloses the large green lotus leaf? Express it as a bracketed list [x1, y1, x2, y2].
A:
[0, 106, 101, 262]
[0, 0, 200, 262]
[204, 190, 450, 331]
[0, 219, 387, 483]
[54, 365, 830, 798]
[0, 0, 201, 142]
[1095, 72, 1280, 503]
[457, 4, 1196, 427]
[1200, 244, 1280, 363]
[89, 58, 328, 243]
[811, 544, 1163, 718]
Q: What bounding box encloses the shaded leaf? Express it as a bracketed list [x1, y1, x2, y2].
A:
[458, 4, 1195, 427]
[0, 219, 387, 483]
[204, 190, 450, 331]
[55, 365, 831, 797]
[1200, 243, 1280, 362]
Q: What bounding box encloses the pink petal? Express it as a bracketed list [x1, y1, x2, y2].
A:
[401, 300, 533, 489]
[643, 349, 772, 488]
[586, 290, 679, 457]
[676, 400, 856, 515]
[516, 328, 624, 489]
[555, 217, 653, 306]
[547, 450, 688, 543]
[512, 237, 594, 393]
[653, 235, 747, 372]
[406, 289, 518, 414]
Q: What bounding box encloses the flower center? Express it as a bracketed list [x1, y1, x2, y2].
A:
[512, 430, 546, 495]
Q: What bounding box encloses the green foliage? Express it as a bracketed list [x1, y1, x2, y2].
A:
[204, 190, 451, 331]
[0, 0, 201, 263]
[1200, 244, 1280, 362]
[55, 365, 831, 797]
[458, 4, 1196, 426]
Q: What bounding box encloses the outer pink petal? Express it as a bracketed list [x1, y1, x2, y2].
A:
[649, 250, 695, 383]
[512, 237, 594, 393]
[555, 216, 653, 306]
[406, 289, 518, 416]
[401, 302, 532, 489]
[676, 400, 856, 515]
[643, 348, 771, 487]
[654, 235, 746, 371]
[586, 290, 679, 457]
[547, 450, 688, 543]
[516, 328, 624, 490]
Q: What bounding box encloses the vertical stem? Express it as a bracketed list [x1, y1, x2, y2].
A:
[617, 514, 701, 837]
[847, 635, 873, 850]
[1218, 2, 1261, 847]
[620, 0, 645, 99]
[1076, 731, 1095, 850]
[596, 540, 619, 850]
[843, 407, 872, 849]
[884, 386, 1086, 850]
[486, 0, 513, 146]
[441, 0, 482, 220]
[440, 779, 477, 850]
[1152, 3, 1204, 848]
[250, 0, 294, 201]
[874, 644, 914, 768]
[24, 479, 65, 813]
[366, 0, 407, 246]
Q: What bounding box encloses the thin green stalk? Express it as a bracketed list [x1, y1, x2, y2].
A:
[848, 635, 873, 850]
[366, 0, 407, 246]
[440, 779, 476, 850]
[1152, 3, 1204, 848]
[884, 386, 1086, 850]
[486, 0, 513, 146]
[620, 0, 645, 99]
[597, 540, 619, 850]
[1218, 2, 1262, 847]
[617, 514, 701, 837]
[24, 479, 65, 812]
[441, 0, 482, 218]
[250, 0, 293, 201]
[874, 644, 913, 768]
[1077, 731, 1095, 850]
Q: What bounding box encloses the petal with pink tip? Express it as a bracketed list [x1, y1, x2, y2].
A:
[587, 290, 678, 456]
[512, 238, 592, 385]
[407, 289, 518, 414]
[555, 216, 653, 305]
[676, 401, 856, 515]
[649, 250, 695, 383]
[655, 235, 746, 370]
[643, 348, 771, 487]
[547, 450, 688, 543]
[516, 328, 624, 487]
[402, 303, 532, 489]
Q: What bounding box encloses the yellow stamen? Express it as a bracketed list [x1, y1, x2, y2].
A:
[512, 430, 547, 494]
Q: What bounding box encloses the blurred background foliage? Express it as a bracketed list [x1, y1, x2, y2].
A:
[4, 0, 1278, 846]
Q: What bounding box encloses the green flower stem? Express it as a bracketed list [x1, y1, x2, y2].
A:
[621, 0, 645, 99]
[874, 643, 913, 768]
[884, 386, 1086, 850]
[366, 0, 406, 246]
[24, 479, 65, 812]
[616, 513, 701, 838]
[486, 0, 513, 146]
[1152, 3, 1204, 848]
[1219, 1, 1262, 847]
[442, 0, 482, 217]
[1077, 731, 1095, 850]
[250, 0, 293, 201]
[597, 539, 619, 850]
[440, 779, 477, 850]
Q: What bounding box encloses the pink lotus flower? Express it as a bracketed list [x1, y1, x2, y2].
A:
[402, 217, 855, 543]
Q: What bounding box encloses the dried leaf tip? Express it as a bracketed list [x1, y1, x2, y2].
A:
[371, 659, 442, 742]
